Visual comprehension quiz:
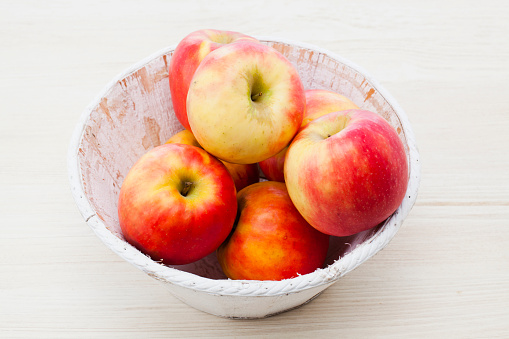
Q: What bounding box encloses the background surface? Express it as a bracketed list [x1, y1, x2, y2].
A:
[1, 0, 508, 337]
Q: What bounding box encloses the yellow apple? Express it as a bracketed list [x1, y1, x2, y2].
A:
[169, 29, 258, 131]
[187, 41, 306, 164]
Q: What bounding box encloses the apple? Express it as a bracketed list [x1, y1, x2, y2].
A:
[221, 159, 260, 193]
[217, 181, 330, 281]
[259, 89, 358, 182]
[187, 41, 306, 164]
[169, 29, 258, 131]
[164, 128, 202, 148]
[258, 146, 286, 182]
[284, 109, 408, 237]
[165, 129, 260, 191]
[118, 143, 237, 265]
[301, 89, 359, 128]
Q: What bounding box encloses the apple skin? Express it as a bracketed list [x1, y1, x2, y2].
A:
[221, 159, 260, 193]
[258, 146, 286, 182]
[187, 41, 306, 164]
[284, 109, 408, 237]
[302, 89, 359, 128]
[217, 181, 330, 281]
[165, 130, 260, 191]
[169, 29, 258, 131]
[259, 89, 358, 182]
[118, 143, 237, 265]
[164, 129, 202, 148]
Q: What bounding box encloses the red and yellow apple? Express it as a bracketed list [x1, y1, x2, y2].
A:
[258, 147, 286, 182]
[187, 41, 306, 164]
[221, 160, 260, 192]
[259, 89, 358, 182]
[301, 89, 359, 128]
[217, 181, 330, 281]
[164, 129, 202, 148]
[169, 29, 258, 131]
[165, 129, 260, 191]
[118, 143, 237, 265]
[284, 109, 408, 237]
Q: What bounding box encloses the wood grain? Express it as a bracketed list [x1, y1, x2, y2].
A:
[1, 0, 508, 337]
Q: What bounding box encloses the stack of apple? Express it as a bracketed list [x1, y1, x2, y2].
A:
[118, 29, 409, 281]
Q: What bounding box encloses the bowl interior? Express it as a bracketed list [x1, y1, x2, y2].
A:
[75, 39, 411, 280]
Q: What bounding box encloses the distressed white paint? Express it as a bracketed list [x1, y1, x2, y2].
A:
[68, 38, 420, 319]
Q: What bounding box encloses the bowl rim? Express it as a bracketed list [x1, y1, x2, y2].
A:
[68, 36, 421, 297]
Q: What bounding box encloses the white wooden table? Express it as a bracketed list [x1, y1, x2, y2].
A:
[1, 1, 508, 337]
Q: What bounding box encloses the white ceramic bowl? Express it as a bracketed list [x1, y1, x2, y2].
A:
[68, 37, 420, 319]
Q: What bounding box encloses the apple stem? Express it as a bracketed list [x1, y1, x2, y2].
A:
[181, 181, 193, 197]
[251, 92, 262, 101]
